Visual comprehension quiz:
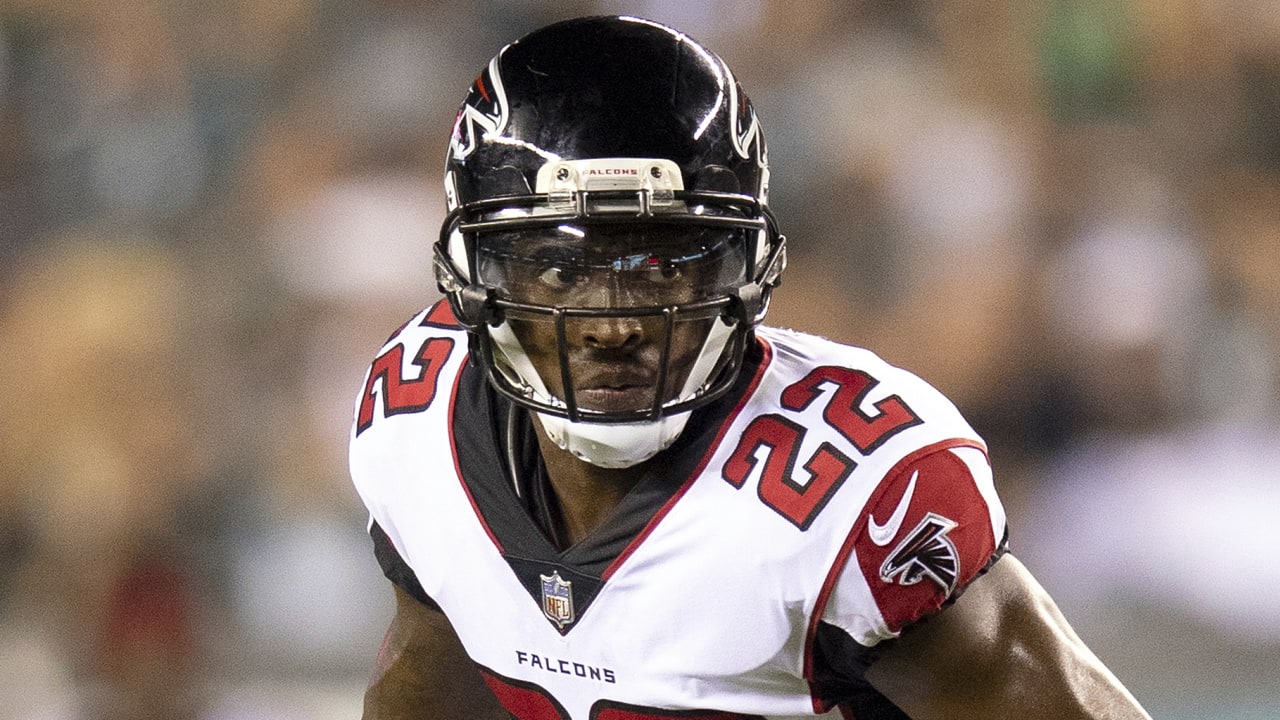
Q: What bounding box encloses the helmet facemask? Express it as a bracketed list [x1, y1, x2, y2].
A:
[434, 159, 784, 467]
[476, 222, 748, 419]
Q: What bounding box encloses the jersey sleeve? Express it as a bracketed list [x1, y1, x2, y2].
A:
[350, 303, 462, 612]
[822, 444, 1008, 646]
[370, 517, 440, 610]
[807, 445, 1006, 713]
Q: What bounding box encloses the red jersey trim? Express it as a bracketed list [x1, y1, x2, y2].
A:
[602, 336, 775, 581]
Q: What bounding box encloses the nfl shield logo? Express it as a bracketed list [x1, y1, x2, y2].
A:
[540, 571, 574, 628]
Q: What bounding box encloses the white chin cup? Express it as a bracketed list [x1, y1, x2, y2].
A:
[538, 412, 691, 469]
[486, 314, 733, 468]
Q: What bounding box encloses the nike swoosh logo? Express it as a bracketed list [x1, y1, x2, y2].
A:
[869, 471, 919, 547]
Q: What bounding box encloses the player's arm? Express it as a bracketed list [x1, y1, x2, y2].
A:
[865, 554, 1151, 719]
[363, 584, 510, 719]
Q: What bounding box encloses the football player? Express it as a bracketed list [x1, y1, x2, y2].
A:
[349, 15, 1152, 719]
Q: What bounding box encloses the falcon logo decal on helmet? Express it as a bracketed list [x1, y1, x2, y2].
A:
[449, 54, 510, 164]
[727, 69, 766, 172]
[880, 513, 961, 596]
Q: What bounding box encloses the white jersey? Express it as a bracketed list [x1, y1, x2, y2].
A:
[349, 302, 1007, 719]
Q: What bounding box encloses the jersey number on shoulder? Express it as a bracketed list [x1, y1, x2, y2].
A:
[356, 338, 456, 435]
[722, 366, 921, 530]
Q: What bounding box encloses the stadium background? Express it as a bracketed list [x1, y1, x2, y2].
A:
[1, 1, 1277, 718]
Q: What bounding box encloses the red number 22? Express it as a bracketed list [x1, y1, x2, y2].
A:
[722, 366, 920, 529]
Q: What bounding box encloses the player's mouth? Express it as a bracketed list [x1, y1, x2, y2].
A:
[573, 370, 660, 413]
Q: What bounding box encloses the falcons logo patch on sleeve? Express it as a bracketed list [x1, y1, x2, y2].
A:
[879, 512, 959, 596]
[850, 446, 1001, 635]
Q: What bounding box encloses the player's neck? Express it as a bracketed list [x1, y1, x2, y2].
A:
[530, 418, 646, 548]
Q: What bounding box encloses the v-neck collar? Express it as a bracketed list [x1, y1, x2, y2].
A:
[446, 337, 772, 632]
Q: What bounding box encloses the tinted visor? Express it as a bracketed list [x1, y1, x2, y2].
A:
[475, 223, 749, 309]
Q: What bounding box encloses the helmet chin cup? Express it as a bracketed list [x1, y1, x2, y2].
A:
[489, 315, 707, 468]
[539, 411, 692, 468]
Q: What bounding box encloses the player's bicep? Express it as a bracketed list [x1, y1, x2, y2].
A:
[364, 584, 509, 719]
[864, 555, 1152, 719]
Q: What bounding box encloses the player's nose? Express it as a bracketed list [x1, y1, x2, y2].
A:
[574, 314, 645, 350]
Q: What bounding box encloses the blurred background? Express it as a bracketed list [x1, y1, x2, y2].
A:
[0, 0, 1277, 718]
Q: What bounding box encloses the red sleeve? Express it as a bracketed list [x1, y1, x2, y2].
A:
[819, 443, 1008, 638]
[804, 443, 1005, 712]
[848, 444, 1004, 636]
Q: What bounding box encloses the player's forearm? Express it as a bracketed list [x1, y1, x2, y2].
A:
[363, 635, 509, 719]
[1009, 587, 1152, 719]
[867, 556, 1152, 719]
[362, 670, 429, 719]
[362, 620, 435, 719]
[364, 588, 510, 719]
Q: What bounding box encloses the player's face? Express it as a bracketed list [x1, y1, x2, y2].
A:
[477, 224, 747, 414]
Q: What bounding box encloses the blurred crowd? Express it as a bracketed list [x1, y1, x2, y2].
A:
[0, 1, 1277, 719]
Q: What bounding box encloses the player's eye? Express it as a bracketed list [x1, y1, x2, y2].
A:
[646, 259, 682, 284]
[537, 265, 586, 290]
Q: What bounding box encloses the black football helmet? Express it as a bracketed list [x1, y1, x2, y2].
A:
[434, 15, 785, 466]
